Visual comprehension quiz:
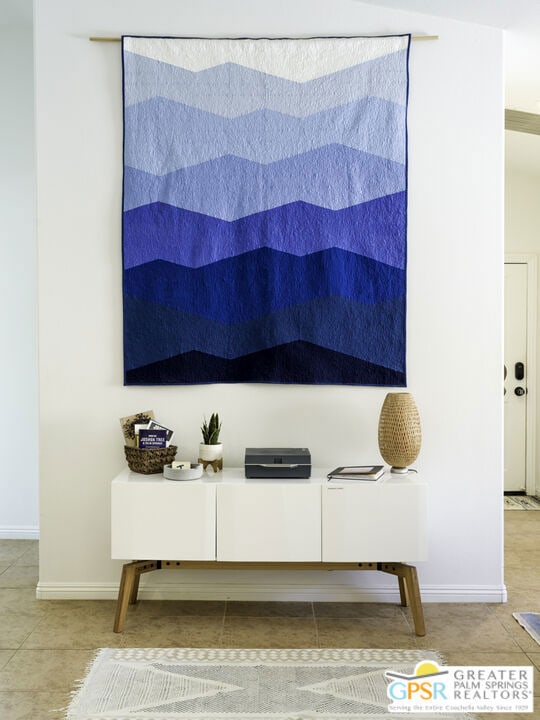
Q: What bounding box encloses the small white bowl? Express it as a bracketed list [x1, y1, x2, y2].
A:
[163, 463, 203, 481]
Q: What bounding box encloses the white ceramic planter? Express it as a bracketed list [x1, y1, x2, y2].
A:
[198, 443, 223, 472]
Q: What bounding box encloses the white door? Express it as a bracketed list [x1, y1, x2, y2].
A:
[504, 263, 528, 492]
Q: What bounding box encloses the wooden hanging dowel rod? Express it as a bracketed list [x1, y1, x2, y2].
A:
[89, 35, 439, 42]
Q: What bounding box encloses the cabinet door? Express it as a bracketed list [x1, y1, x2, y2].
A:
[217, 483, 321, 561]
[322, 482, 427, 562]
[111, 482, 216, 560]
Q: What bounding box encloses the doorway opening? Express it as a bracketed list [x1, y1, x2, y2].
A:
[504, 254, 537, 497]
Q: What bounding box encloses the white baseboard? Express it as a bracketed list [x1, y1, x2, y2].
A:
[36, 580, 508, 603]
[0, 526, 39, 540]
[421, 584, 507, 603]
[36, 583, 119, 600]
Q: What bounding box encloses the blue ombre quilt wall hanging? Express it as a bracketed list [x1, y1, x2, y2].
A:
[122, 35, 410, 385]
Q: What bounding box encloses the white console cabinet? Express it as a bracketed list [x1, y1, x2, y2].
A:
[217, 482, 321, 561]
[322, 479, 427, 562]
[111, 474, 216, 560]
[111, 467, 427, 635]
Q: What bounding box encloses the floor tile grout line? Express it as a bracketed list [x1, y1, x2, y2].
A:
[0, 542, 37, 567]
[0, 648, 17, 671]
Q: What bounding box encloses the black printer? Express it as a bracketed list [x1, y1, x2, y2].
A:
[244, 447, 311, 479]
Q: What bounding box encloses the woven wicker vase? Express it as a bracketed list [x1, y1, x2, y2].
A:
[378, 393, 421, 474]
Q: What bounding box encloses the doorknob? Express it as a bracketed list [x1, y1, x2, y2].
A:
[515, 387, 526, 396]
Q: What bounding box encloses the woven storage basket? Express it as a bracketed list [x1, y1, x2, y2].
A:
[124, 445, 178, 474]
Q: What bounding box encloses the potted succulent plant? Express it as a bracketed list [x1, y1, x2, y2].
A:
[198, 413, 223, 472]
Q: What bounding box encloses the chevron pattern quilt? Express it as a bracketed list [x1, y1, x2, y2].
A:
[122, 36, 410, 385]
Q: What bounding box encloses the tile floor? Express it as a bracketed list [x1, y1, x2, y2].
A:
[0, 510, 538, 719]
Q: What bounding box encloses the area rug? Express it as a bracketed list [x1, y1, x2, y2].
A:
[65, 647, 470, 719]
[504, 495, 540, 510]
[513, 612, 540, 644]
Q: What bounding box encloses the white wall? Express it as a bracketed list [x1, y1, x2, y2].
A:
[34, 0, 504, 601]
[505, 153, 540, 496]
[0, 13, 39, 539]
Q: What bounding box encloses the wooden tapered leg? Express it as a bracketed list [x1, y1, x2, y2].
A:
[114, 562, 138, 633]
[379, 562, 426, 637]
[398, 575, 408, 607]
[114, 560, 161, 632]
[129, 571, 141, 605]
[402, 564, 425, 636]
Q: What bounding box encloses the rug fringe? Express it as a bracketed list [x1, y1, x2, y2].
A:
[60, 647, 107, 719]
